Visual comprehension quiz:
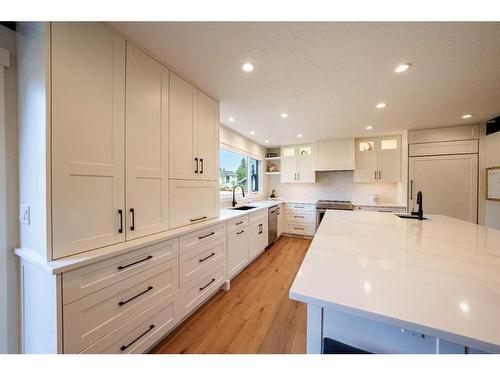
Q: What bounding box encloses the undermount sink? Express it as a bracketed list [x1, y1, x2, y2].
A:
[395, 213, 427, 220]
[231, 205, 257, 211]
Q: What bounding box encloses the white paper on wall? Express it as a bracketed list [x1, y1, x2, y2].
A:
[487, 167, 500, 200]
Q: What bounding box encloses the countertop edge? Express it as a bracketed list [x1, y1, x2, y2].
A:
[289, 290, 500, 354]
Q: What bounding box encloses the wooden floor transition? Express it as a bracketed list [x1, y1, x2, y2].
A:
[151, 236, 311, 354]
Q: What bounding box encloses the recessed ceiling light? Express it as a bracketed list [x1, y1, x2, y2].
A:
[242, 62, 254, 72]
[265, 140, 269, 144]
[365, 125, 373, 130]
[281, 112, 289, 118]
[395, 63, 411, 73]
[297, 134, 303, 138]
[228, 117, 235, 122]
[461, 114, 473, 119]
[376, 102, 387, 109]
[250, 130, 256, 135]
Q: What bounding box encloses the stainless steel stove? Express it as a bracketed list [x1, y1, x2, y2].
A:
[316, 200, 354, 227]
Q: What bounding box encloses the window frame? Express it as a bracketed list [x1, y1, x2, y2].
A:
[219, 144, 263, 203]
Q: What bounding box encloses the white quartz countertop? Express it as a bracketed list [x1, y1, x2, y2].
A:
[15, 199, 284, 274]
[289, 210, 500, 352]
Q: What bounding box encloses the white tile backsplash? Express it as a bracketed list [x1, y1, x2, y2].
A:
[267, 171, 402, 205]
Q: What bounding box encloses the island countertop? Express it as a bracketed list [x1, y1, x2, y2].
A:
[289, 210, 500, 353]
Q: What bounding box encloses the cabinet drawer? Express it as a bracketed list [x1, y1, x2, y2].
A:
[286, 211, 314, 224]
[62, 238, 178, 305]
[180, 261, 225, 316]
[286, 203, 315, 212]
[169, 179, 218, 229]
[63, 258, 178, 353]
[248, 209, 268, 223]
[286, 223, 315, 236]
[180, 238, 225, 286]
[227, 215, 248, 231]
[80, 291, 179, 354]
[179, 223, 224, 255]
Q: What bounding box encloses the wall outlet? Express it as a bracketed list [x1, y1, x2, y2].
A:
[20, 204, 30, 225]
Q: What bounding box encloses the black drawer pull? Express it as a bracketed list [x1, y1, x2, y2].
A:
[117, 255, 153, 270]
[200, 158, 204, 174]
[120, 324, 155, 352]
[236, 230, 244, 235]
[294, 227, 305, 230]
[258, 224, 263, 234]
[118, 286, 153, 306]
[235, 221, 244, 225]
[199, 252, 216, 263]
[199, 278, 216, 291]
[294, 215, 305, 218]
[118, 209, 123, 233]
[195, 157, 199, 173]
[190, 216, 207, 222]
[198, 231, 215, 240]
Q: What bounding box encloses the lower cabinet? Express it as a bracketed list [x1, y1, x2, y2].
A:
[169, 179, 219, 228]
[227, 222, 249, 279]
[248, 215, 268, 262]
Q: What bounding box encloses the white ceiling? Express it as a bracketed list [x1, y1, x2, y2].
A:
[112, 22, 500, 147]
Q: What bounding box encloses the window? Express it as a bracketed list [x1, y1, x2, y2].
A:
[359, 141, 374, 152]
[219, 148, 261, 197]
[381, 139, 398, 150]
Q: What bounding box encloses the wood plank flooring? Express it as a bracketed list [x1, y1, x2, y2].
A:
[151, 236, 311, 354]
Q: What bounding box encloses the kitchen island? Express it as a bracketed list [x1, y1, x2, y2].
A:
[289, 210, 500, 354]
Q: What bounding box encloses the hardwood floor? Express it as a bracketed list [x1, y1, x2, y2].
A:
[151, 236, 311, 354]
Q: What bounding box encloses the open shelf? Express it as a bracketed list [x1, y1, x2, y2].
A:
[265, 156, 281, 161]
[265, 171, 281, 175]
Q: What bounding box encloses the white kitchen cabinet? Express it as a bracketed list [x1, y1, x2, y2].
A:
[314, 139, 355, 171]
[169, 73, 219, 181]
[197, 91, 219, 181]
[409, 154, 478, 223]
[277, 203, 284, 237]
[355, 136, 401, 183]
[228, 225, 249, 279]
[280, 144, 316, 183]
[125, 43, 170, 239]
[248, 215, 268, 261]
[169, 73, 198, 180]
[169, 180, 219, 229]
[51, 22, 126, 258]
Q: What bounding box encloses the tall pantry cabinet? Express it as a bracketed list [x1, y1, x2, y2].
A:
[19, 22, 220, 261]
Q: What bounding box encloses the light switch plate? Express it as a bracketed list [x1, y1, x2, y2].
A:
[20, 204, 30, 225]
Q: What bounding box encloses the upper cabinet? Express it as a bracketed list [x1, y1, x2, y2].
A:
[354, 136, 401, 183]
[281, 145, 316, 183]
[125, 43, 170, 239]
[21, 22, 220, 261]
[313, 139, 355, 171]
[169, 73, 219, 181]
[51, 23, 127, 258]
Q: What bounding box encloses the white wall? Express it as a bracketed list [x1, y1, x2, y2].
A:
[485, 130, 500, 229]
[268, 171, 402, 206]
[0, 25, 20, 354]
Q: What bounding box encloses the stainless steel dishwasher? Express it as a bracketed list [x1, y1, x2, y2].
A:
[268, 205, 278, 245]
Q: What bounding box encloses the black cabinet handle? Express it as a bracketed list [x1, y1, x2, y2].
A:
[190, 216, 207, 222]
[120, 324, 155, 352]
[198, 231, 215, 240]
[379, 171, 382, 179]
[130, 208, 135, 231]
[118, 209, 123, 233]
[199, 278, 216, 291]
[374, 171, 377, 180]
[200, 158, 204, 174]
[295, 215, 304, 218]
[410, 180, 414, 200]
[258, 224, 263, 234]
[118, 286, 153, 306]
[236, 230, 244, 235]
[235, 221, 244, 225]
[199, 252, 216, 263]
[117, 255, 153, 270]
[195, 157, 199, 173]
